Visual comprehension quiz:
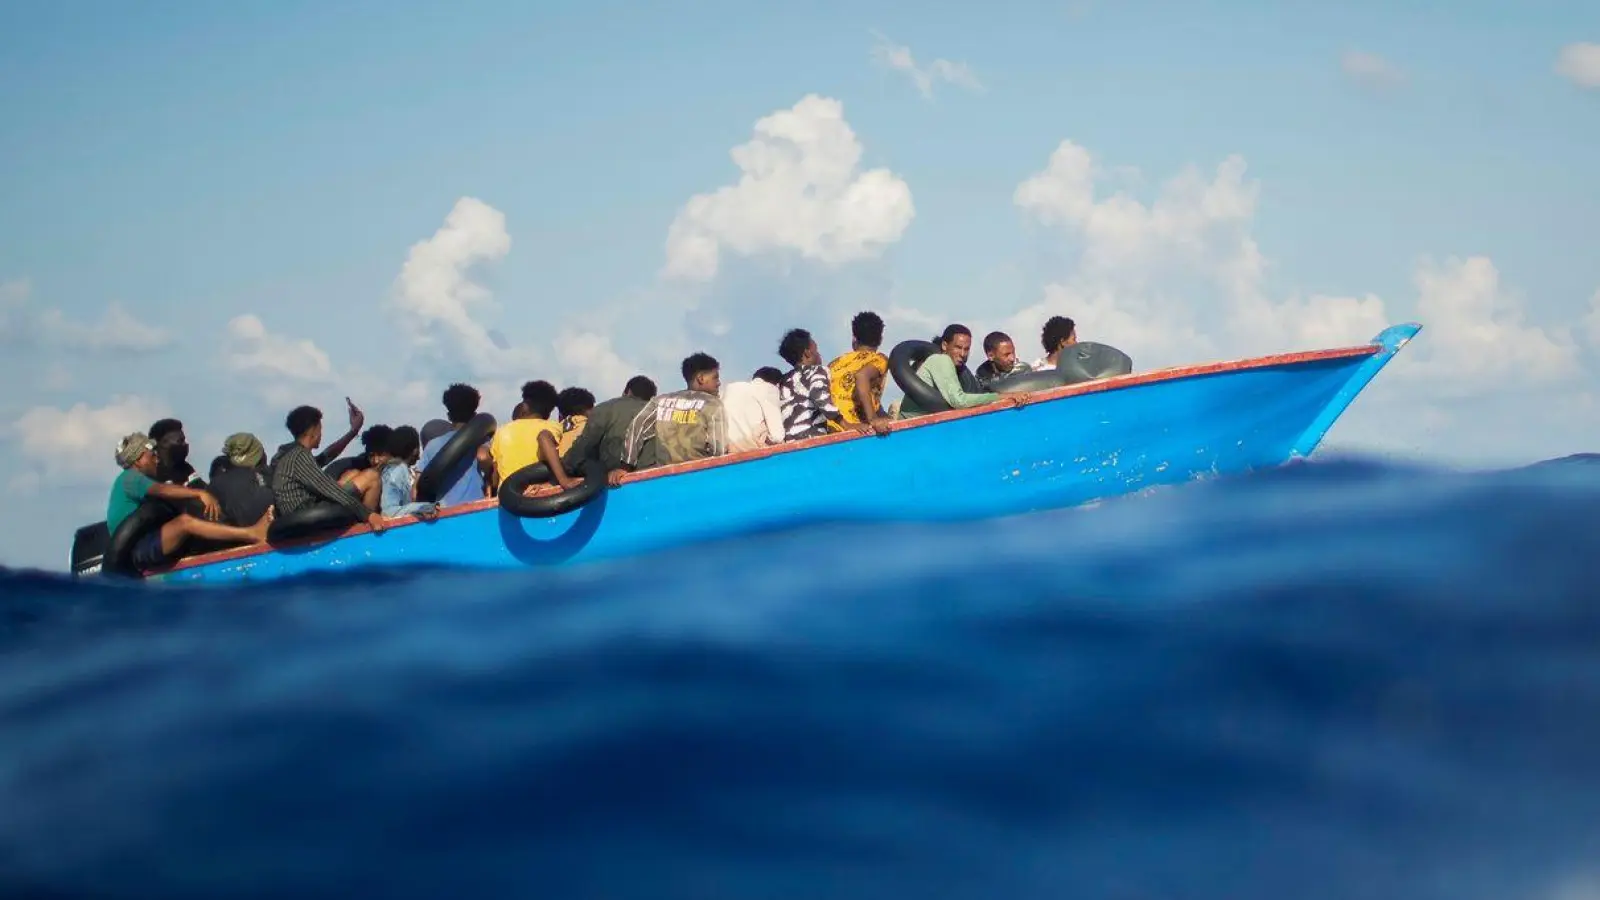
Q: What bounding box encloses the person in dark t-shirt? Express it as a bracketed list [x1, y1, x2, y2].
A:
[209, 433, 275, 527]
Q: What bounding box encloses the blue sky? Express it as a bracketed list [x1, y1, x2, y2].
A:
[2, 0, 1597, 570]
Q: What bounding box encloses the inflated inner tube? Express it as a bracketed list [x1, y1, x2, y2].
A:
[498, 458, 607, 519]
[268, 502, 361, 543]
[888, 340, 951, 414]
[416, 413, 496, 503]
[323, 456, 360, 480]
[992, 369, 1076, 394]
[1055, 342, 1133, 385]
[103, 502, 178, 578]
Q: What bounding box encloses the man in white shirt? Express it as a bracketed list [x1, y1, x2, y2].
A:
[721, 367, 786, 452]
[1032, 315, 1078, 371]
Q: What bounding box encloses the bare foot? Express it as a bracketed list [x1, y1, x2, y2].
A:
[248, 506, 276, 543]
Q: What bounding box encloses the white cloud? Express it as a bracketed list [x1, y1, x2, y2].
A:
[870, 33, 984, 98]
[6, 395, 172, 492]
[394, 197, 515, 365]
[223, 313, 337, 386]
[0, 279, 173, 354]
[1583, 289, 1600, 350]
[1555, 43, 1600, 89]
[662, 95, 915, 281]
[551, 330, 642, 397]
[1340, 50, 1407, 90]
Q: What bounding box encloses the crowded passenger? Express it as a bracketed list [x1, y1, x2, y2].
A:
[777, 328, 869, 440]
[271, 405, 388, 533]
[347, 424, 395, 472]
[269, 397, 367, 470]
[898, 324, 1003, 419]
[556, 387, 596, 457]
[563, 375, 656, 477]
[149, 418, 205, 489]
[107, 432, 273, 569]
[828, 311, 891, 430]
[975, 331, 1031, 389]
[489, 382, 581, 492]
[379, 426, 439, 520]
[208, 433, 274, 528]
[616, 353, 726, 484]
[1033, 316, 1078, 371]
[722, 366, 785, 452]
[418, 383, 492, 505]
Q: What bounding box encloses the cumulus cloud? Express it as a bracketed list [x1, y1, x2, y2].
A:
[1555, 43, 1600, 88]
[219, 313, 433, 420]
[1340, 50, 1408, 90]
[870, 33, 984, 98]
[551, 330, 642, 397]
[6, 395, 172, 492]
[662, 95, 915, 282]
[394, 197, 515, 365]
[223, 314, 337, 385]
[0, 279, 173, 354]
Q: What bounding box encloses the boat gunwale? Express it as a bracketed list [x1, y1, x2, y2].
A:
[153, 342, 1380, 576]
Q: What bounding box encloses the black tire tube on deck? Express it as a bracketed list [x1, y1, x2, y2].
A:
[103, 501, 178, 578]
[323, 456, 360, 480]
[888, 340, 951, 414]
[498, 458, 607, 519]
[991, 369, 1076, 394]
[268, 502, 362, 542]
[415, 413, 497, 504]
[1054, 342, 1134, 385]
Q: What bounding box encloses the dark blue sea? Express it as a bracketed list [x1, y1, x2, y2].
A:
[3, 457, 1599, 900]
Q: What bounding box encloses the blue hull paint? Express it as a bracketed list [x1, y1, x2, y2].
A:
[158, 325, 1420, 584]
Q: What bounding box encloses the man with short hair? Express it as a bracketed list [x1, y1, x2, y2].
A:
[268, 398, 367, 471]
[556, 387, 596, 457]
[563, 375, 657, 478]
[828, 311, 891, 429]
[148, 418, 205, 489]
[271, 405, 388, 532]
[975, 331, 1032, 388]
[1033, 316, 1078, 371]
[777, 328, 870, 441]
[721, 366, 785, 452]
[616, 353, 727, 483]
[418, 383, 493, 506]
[107, 433, 273, 571]
[489, 382, 580, 491]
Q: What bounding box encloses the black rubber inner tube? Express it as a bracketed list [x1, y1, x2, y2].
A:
[498, 458, 607, 519]
[991, 369, 1075, 394]
[322, 457, 361, 480]
[1054, 342, 1134, 385]
[268, 502, 361, 542]
[103, 501, 178, 579]
[888, 340, 951, 414]
[416, 413, 496, 503]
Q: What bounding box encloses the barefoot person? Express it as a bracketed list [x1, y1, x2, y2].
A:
[107, 433, 273, 571]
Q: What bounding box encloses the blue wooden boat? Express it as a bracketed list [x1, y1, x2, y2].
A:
[140, 324, 1420, 584]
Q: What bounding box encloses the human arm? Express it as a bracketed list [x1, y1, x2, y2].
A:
[315, 397, 365, 466]
[147, 481, 222, 521]
[284, 448, 382, 528]
[756, 387, 785, 445]
[853, 365, 890, 430]
[924, 355, 999, 409]
[620, 400, 658, 470]
[538, 431, 581, 490]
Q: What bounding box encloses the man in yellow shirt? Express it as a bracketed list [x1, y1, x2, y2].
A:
[827, 310, 891, 430]
[488, 381, 579, 492]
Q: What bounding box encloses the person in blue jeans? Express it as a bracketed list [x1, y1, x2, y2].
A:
[418, 383, 493, 506]
[380, 426, 440, 520]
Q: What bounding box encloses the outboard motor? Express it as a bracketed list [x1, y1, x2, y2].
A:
[70, 521, 110, 577]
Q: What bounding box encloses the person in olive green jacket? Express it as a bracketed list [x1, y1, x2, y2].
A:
[561, 375, 658, 477]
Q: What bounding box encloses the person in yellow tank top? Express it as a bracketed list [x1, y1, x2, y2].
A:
[489, 381, 580, 492]
[827, 311, 891, 431]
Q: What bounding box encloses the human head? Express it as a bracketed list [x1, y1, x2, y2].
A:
[360, 425, 393, 457]
[286, 405, 324, 449]
[521, 380, 559, 419]
[511, 401, 532, 421]
[939, 323, 974, 367]
[624, 375, 657, 402]
[752, 366, 784, 386]
[222, 432, 266, 469]
[557, 387, 596, 419]
[387, 425, 424, 467]
[681, 352, 721, 394]
[116, 433, 159, 476]
[149, 418, 189, 466]
[442, 383, 481, 425]
[778, 328, 819, 368]
[1042, 316, 1077, 355]
[983, 331, 1019, 372]
[851, 311, 885, 350]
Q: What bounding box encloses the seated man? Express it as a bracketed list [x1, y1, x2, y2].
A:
[348, 424, 394, 471]
[107, 433, 273, 571]
[721, 367, 785, 452]
[777, 328, 869, 441]
[1032, 315, 1078, 371]
[827, 310, 891, 429]
[379, 426, 439, 520]
[615, 353, 727, 483]
[418, 383, 493, 506]
[489, 382, 580, 492]
[898, 324, 1007, 419]
[974, 331, 1033, 388]
[149, 418, 206, 489]
[208, 433, 275, 528]
[556, 387, 596, 457]
[563, 375, 656, 477]
[269, 397, 368, 471]
[271, 405, 388, 532]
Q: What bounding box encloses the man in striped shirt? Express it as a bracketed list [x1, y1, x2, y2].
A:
[776, 328, 872, 441]
[270, 405, 388, 534]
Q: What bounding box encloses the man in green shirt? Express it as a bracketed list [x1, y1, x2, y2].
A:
[899, 324, 1032, 418]
[107, 432, 274, 571]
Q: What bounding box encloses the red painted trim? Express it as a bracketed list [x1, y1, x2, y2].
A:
[155, 342, 1378, 575]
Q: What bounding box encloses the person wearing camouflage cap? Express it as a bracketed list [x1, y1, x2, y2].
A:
[106, 432, 275, 573]
[207, 433, 275, 528]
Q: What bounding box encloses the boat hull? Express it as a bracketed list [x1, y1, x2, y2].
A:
[154, 325, 1420, 584]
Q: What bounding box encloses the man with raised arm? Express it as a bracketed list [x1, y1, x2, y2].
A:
[271, 405, 388, 533]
